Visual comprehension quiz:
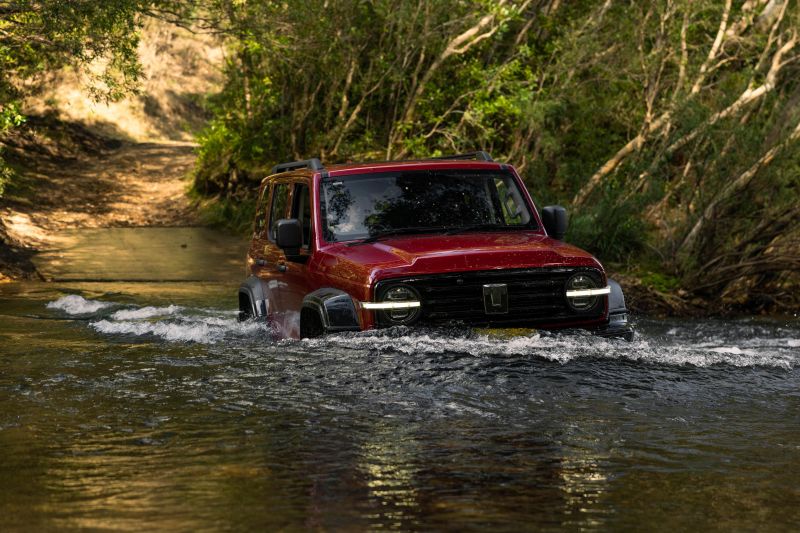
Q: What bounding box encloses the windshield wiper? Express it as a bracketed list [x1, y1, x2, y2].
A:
[346, 226, 445, 246]
[444, 223, 505, 235]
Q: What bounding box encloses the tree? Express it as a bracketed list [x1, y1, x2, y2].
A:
[0, 0, 156, 194]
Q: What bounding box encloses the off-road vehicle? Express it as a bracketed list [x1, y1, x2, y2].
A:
[238, 152, 633, 340]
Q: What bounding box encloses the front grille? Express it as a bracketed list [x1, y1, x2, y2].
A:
[374, 267, 605, 328]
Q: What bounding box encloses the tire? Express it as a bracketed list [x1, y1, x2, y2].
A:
[238, 292, 253, 322]
[300, 307, 324, 338]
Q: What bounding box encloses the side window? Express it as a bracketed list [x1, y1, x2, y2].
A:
[292, 183, 312, 248]
[253, 186, 269, 235]
[268, 183, 291, 240]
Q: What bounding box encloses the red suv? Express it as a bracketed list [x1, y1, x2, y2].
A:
[238, 152, 633, 341]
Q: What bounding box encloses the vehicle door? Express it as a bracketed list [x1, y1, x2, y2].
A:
[250, 179, 292, 326]
[274, 179, 315, 338]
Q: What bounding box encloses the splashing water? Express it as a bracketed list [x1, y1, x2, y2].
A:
[46, 295, 266, 344]
[46, 294, 113, 314]
[44, 295, 800, 368]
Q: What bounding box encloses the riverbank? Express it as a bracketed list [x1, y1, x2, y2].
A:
[0, 117, 199, 282]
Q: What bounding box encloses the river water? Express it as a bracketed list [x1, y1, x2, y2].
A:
[1, 228, 799, 530]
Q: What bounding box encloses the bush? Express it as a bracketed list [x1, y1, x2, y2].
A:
[568, 197, 648, 264]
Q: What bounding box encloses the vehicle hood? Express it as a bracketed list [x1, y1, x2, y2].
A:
[318, 232, 603, 285]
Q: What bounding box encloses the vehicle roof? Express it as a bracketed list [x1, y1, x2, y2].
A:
[260, 157, 513, 183]
[324, 159, 506, 176]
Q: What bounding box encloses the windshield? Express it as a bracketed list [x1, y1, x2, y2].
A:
[321, 170, 536, 242]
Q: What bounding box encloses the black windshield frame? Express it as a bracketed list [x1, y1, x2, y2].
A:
[319, 169, 538, 243]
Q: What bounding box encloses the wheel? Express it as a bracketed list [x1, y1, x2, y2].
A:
[238, 292, 253, 322]
[300, 307, 324, 338]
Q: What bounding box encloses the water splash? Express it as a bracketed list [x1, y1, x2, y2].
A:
[110, 305, 183, 321]
[46, 295, 266, 344]
[46, 294, 113, 315]
[301, 324, 799, 369]
[45, 296, 800, 367]
[90, 316, 263, 344]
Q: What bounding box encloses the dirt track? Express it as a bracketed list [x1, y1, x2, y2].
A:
[0, 142, 199, 281]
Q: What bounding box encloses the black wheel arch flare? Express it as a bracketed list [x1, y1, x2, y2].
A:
[301, 288, 361, 333]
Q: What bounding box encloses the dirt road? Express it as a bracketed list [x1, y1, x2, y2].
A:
[0, 142, 199, 281]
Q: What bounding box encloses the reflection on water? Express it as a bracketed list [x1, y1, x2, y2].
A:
[1, 228, 800, 529]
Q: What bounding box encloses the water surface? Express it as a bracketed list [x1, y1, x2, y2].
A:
[1, 228, 799, 530]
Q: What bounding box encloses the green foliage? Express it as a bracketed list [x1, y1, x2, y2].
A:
[191, 0, 549, 196]
[568, 195, 649, 264]
[0, 0, 164, 195]
[0, 156, 11, 198]
[0, 103, 26, 132]
[638, 271, 681, 293]
[0, 103, 26, 198]
[189, 186, 257, 235]
[0, 0, 152, 102]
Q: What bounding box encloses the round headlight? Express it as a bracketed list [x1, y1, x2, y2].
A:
[566, 273, 600, 311]
[379, 284, 422, 325]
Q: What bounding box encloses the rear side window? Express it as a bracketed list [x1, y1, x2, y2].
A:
[269, 183, 291, 240]
[253, 186, 269, 235]
[292, 184, 312, 248]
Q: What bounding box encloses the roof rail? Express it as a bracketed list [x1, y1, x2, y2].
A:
[429, 151, 494, 162]
[270, 158, 325, 175]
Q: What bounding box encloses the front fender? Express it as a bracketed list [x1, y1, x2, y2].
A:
[302, 288, 361, 333]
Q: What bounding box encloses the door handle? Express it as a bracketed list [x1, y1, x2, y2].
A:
[277, 263, 287, 273]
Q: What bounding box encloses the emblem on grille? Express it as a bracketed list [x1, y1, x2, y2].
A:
[482, 283, 508, 314]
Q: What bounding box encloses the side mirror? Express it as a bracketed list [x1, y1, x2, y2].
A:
[275, 218, 305, 261]
[542, 205, 568, 241]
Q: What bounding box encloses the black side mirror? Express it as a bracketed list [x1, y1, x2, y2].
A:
[542, 205, 568, 241]
[275, 218, 305, 261]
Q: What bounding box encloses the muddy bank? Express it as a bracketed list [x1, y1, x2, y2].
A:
[0, 117, 199, 281]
